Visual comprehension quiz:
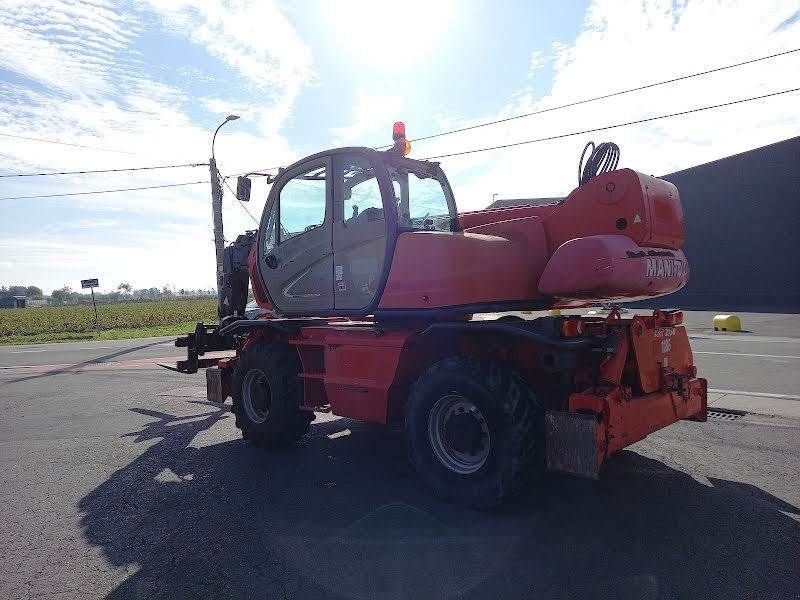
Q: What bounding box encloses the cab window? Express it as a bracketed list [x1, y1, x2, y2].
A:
[388, 165, 455, 232]
[262, 201, 277, 253]
[278, 165, 327, 240]
[408, 173, 451, 230]
[341, 157, 383, 225]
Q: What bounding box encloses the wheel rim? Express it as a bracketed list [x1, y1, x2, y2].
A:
[427, 393, 491, 474]
[242, 369, 271, 424]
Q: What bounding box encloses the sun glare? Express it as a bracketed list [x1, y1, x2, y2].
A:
[325, 0, 454, 67]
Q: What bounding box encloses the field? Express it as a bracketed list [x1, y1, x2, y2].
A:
[0, 299, 216, 345]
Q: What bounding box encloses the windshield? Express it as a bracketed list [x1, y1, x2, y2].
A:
[386, 163, 457, 232]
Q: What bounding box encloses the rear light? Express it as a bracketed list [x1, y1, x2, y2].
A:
[562, 319, 585, 337]
[392, 121, 406, 140]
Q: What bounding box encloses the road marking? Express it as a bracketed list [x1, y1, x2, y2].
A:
[695, 351, 800, 359]
[0, 351, 233, 374]
[708, 388, 800, 400]
[4, 344, 152, 354]
[691, 335, 800, 344]
[8, 349, 48, 353]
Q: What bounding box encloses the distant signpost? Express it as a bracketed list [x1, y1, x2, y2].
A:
[81, 278, 101, 336]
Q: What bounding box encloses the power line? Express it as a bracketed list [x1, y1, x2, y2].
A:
[0, 180, 207, 201]
[220, 173, 260, 226]
[0, 162, 208, 178]
[2, 86, 796, 200]
[0, 132, 141, 155]
[0, 164, 280, 202]
[423, 86, 800, 160]
[226, 164, 285, 178]
[379, 46, 800, 149]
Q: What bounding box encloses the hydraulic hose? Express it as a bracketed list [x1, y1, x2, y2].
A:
[578, 141, 620, 186]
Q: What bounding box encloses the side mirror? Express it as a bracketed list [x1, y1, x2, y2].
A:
[236, 176, 252, 202]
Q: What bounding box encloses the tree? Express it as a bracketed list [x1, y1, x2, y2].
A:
[51, 285, 73, 305]
[117, 282, 132, 294]
[26, 286, 43, 298]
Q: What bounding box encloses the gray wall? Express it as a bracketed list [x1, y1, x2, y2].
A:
[655, 136, 800, 313]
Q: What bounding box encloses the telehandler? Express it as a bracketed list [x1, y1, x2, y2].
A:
[167, 124, 706, 507]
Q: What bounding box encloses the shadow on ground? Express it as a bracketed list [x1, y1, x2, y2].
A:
[78, 407, 800, 600]
[6, 340, 167, 384]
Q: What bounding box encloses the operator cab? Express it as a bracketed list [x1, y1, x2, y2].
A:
[249, 127, 458, 317]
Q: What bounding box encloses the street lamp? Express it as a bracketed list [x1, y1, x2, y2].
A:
[209, 114, 240, 301]
[211, 114, 239, 159]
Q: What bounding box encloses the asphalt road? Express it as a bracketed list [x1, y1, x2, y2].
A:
[0, 336, 182, 368]
[690, 334, 800, 398]
[1, 314, 798, 599]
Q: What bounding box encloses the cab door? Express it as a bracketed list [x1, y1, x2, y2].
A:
[259, 158, 333, 314]
[332, 152, 394, 311]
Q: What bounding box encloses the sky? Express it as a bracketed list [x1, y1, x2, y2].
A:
[0, 0, 798, 293]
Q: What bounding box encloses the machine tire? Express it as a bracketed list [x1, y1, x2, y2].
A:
[405, 355, 542, 509]
[231, 342, 312, 448]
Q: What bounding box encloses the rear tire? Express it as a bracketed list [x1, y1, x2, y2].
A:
[231, 342, 312, 448]
[405, 355, 542, 508]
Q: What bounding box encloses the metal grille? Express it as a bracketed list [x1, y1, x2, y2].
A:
[707, 410, 745, 420]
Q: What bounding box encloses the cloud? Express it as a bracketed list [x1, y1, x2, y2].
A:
[330, 90, 406, 146]
[0, 0, 313, 289]
[0, 222, 218, 293]
[0, 0, 310, 184]
[0, 0, 138, 97]
[145, 0, 314, 132]
[528, 50, 547, 78]
[414, 0, 800, 211]
[42, 218, 122, 233]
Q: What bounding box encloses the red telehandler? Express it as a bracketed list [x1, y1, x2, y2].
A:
[167, 125, 707, 508]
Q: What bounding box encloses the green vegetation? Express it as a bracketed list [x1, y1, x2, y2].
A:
[0, 299, 216, 345]
[1, 283, 216, 306]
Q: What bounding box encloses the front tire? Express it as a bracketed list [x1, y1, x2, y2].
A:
[231, 342, 312, 448]
[405, 355, 541, 508]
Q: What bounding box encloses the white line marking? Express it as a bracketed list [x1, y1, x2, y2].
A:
[708, 388, 800, 400]
[7, 345, 119, 353]
[691, 336, 800, 344]
[695, 351, 800, 359]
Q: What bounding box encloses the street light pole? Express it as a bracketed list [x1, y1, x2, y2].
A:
[209, 114, 239, 300]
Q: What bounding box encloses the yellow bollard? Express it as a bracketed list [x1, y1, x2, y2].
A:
[713, 314, 742, 332]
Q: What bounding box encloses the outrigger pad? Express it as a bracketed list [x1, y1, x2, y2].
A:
[545, 411, 600, 479]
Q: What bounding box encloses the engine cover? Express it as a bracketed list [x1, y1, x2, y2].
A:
[538, 234, 688, 303]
